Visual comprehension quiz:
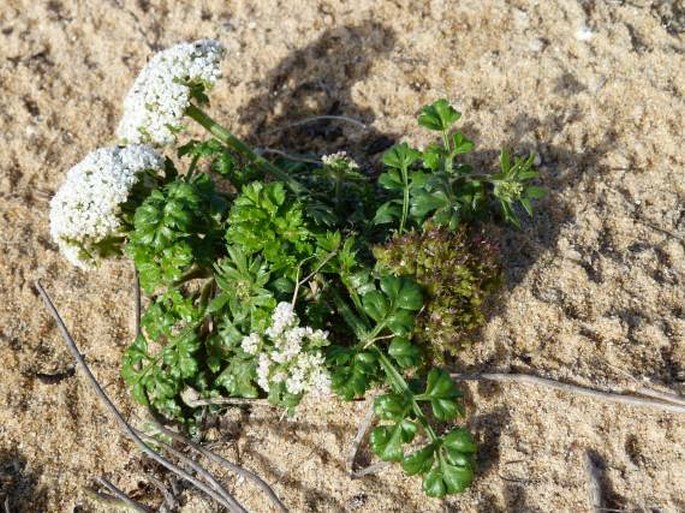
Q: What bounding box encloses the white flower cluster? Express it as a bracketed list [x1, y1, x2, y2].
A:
[117, 39, 225, 146]
[241, 302, 331, 398]
[321, 150, 359, 170]
[49, 145, 164, 268]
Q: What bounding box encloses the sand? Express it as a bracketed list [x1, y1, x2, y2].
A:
[1, 0, 684, 511]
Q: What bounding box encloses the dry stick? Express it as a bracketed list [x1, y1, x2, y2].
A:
[145, 473, 179, 511]
[635, 387, 685, 407]
[264, 115, 369, 134]
[35, 281, 243, 513]
[258, 148, 323, 165]
[450, 372, 685, 414]
[84, 486, 139, 511]
[346, 398, 391, 479]
[95, 477, 151, 513]
[134, 430, 243, 512]
[606, 363, 685, 407]
[150, 421, 289, 513]
[182, 396, 272, 408]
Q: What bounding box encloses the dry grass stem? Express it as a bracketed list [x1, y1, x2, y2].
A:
[95, 476, 151, 513]
[35, 281, 246, 512]
[451, 372, 685, 414]
[135, 430, 245, 512]
[150, 421, 288, 512]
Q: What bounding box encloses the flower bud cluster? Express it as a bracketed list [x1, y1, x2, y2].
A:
[241, 302, 331, 398]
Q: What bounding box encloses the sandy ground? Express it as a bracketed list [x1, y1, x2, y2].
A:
[1, 0, 684, 511]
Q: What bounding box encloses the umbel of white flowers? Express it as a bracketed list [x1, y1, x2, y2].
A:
[242, 302, 332, 398]
[49, 145, 164, 268]
[117, 39, 225, 146]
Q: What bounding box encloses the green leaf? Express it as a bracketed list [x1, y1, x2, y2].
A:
[410, 188, 450, 219]
[163, 332, 200, 379]
[381, 276, 423, 311]
[421, 144, 445, 171]
[452, 131, 474, 154]
[374, 393, 411, 421]
[215, 359, 259, 398]
[499, 148, 511, 173]
[418, 99, 461, 132]
[526, 186, 546, 199]
[373, 200, 402, 225]
[423, 467, 447, 498]
[439, 459, 474, 494]
[442, 428, 478, 458]
[362, 290, 389, 322]
[388, 337, 421, 368]
[121, 334, 149, 385]
[329, 346, 378, 400]
[370, 420, 418, 461]
[402, 445, 436, 476]
[385, 309, 417, 336]
[382, 143, 421, 170]
[417, 369, 464, 420]
[520, 197, 533, 217]
[378, 169, 404, 191]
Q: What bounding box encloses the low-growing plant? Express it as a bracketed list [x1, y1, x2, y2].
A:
[48, 40, 543, 499]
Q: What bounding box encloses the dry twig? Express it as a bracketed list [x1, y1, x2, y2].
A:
[346, 398, 391, 479]
[150, 421, 288, 512]
[35, 281, 246, 513]
[265, 115, 368, 134]
[144, 473, 179, 512]
[134, 430, 240, 510]
[95, 477, 151, 513]
[450, 372, 685, 414]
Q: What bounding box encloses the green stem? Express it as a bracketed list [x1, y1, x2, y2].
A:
[374, 348, 439, 442]
[185, 104, 303, 194]
[399, 163, 410, 234]
[335, 171, 343, 217]
[442, 129, 453, 174]
[172, 264, 211, 286]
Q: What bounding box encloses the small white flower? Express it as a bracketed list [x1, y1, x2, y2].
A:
[265, 302, 296, 338]
[310, 367, 331, 396]
[321, 150, 359, 170]
[117, 39, 225, 146]
[256, 353, 273, 392]
[240, 333, 261, 355]
[252, 303, 332, 400]
[49, 145, 164, 268]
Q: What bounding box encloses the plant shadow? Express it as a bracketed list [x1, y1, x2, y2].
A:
[239, 21, 398, 163]
[0, 448, 47, 512]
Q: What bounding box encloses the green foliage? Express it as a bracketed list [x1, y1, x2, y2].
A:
[417, 99, 462, 132]
[374, 224, 502, 356]
[375, 99, 542, 232]
[225, 181, 313, 277]
[114, 96, 544, 497]
[407, 428, 477, 497]
[127, 173, 227, 293]
[121, 290, 205, 418]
